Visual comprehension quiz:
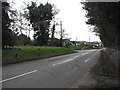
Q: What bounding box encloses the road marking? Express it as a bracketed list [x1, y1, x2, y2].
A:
[81, 52, 89, 56]
[73, 55, 79, 59]
[52, 59, 74, 66]
[84, 58, 91, 62]
[52, 52, 91, 66]
[0, 70, 37, 83]
[73, 52, 89, 59]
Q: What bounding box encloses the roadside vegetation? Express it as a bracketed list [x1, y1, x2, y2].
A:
[90, 50, 118, 88]
[82, 2, 119, 49]
[2, 1, 103, 66]
[81, 2, 119, 88]
[2, 46, 78, 66]
[69, 45, 102, 50]
[2, 45, 102, 66]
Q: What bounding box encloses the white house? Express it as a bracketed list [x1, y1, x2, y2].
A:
[62, 39, 71, 46]
[84, 41, 103, 47]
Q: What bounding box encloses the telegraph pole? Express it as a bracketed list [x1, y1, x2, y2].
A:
[51, 16, 55, 46]
[60, 21, 62, 38]
[60, 21, 63, 47]
[76, 37, 78, 46]
[89, 36, 90, 43]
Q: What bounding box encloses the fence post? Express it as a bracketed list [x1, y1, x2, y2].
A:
[38, 48, 40, 56]
[15, 51, 18, 58]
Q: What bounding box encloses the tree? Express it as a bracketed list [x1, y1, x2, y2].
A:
[50, 5, 59, 46]
[2, 2, 16, 48]
[26, 2, 54, 46]
[16, 34, 31, 46]
[82, 2, 119, 48]
[59, 21, 69, 47]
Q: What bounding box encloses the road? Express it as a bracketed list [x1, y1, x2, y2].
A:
[2, 49, 101, 88]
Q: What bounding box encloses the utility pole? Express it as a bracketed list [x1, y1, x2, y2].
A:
[51, 16, 55, 46]
[60, 21, 63, 47]
[89, 36, 91, 47]
[89, 36, 90, 43]
[75, 37, 78, 46]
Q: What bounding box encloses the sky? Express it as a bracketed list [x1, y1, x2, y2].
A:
[9, 0, 101, 42]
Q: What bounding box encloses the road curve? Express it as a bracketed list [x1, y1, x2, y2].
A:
[2, 49, 101, 88]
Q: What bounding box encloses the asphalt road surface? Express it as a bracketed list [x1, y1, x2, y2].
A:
[2, 49, 101, 88]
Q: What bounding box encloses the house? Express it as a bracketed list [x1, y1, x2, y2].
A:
[75, 41, 80, 46]
[98, 42, 103, 47]
[48, 38, 72, 46]
[62, 39, 71, 46]
[79, 41, 86, 45]
[84, 41, 102, 47]
[70, 41, 86, 46]
[70, 41, 76, 46]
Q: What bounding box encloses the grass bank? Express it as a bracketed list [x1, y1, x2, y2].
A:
[69, 45, 102, 50]
[2, 46, 76, 66]
[90, 50, 118, 88]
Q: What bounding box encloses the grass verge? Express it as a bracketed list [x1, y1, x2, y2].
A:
[90, 50, 118, 88]
[2, 46, 76, 66]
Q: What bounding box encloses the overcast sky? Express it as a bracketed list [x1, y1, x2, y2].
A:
[9, 0, 101, 42]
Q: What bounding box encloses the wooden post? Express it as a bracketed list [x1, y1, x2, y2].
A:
[38, 48, 40, 56]
[15, 51, 18, 58]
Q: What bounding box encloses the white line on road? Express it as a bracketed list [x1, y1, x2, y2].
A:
[52, 59, 74, 66]
[73, 52, 89, 59]
[73, 52, 90, 59]
[81, 52, 89, 56]
[0, 70, 37, 83]
[84, 58, 91, 62]
[73, 55, 79, 59]
[52, 52, 91, 66]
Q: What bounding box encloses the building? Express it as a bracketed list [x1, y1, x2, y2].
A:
[84, 41, 102, 47]
[70, 41, 86, 46]
[47, 38, 61, 46]
[62, 39, 71, 46]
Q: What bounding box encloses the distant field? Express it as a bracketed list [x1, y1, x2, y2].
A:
[2, 46, 76, 65]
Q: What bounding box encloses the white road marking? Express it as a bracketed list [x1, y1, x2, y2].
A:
[73, 52, 89, 59]
[73, 55, 79, 59]
[0, 70, 37, 83]
[52, 52, 91, 66]
[52, 59, 74, 66]
[81, 52, 89, 56]
[84, 58, 91, 62]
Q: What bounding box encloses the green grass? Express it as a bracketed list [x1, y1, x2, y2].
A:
[2, 45, 102, 65]
[69, 45, 90, 50]
[2, 46, 75, 65]
[69, 45, 81, 50]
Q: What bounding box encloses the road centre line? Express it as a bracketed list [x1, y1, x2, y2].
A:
[48, 52, 90, 61]
[73, 52, 89, 59]
[52, 52, 90, 66]
[73, 55, 79, 59]
[0, 70, 37, 83]
[81, 52, 89, 56]
[84, 58, 91, 62]
[52, 59, 74, 66]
